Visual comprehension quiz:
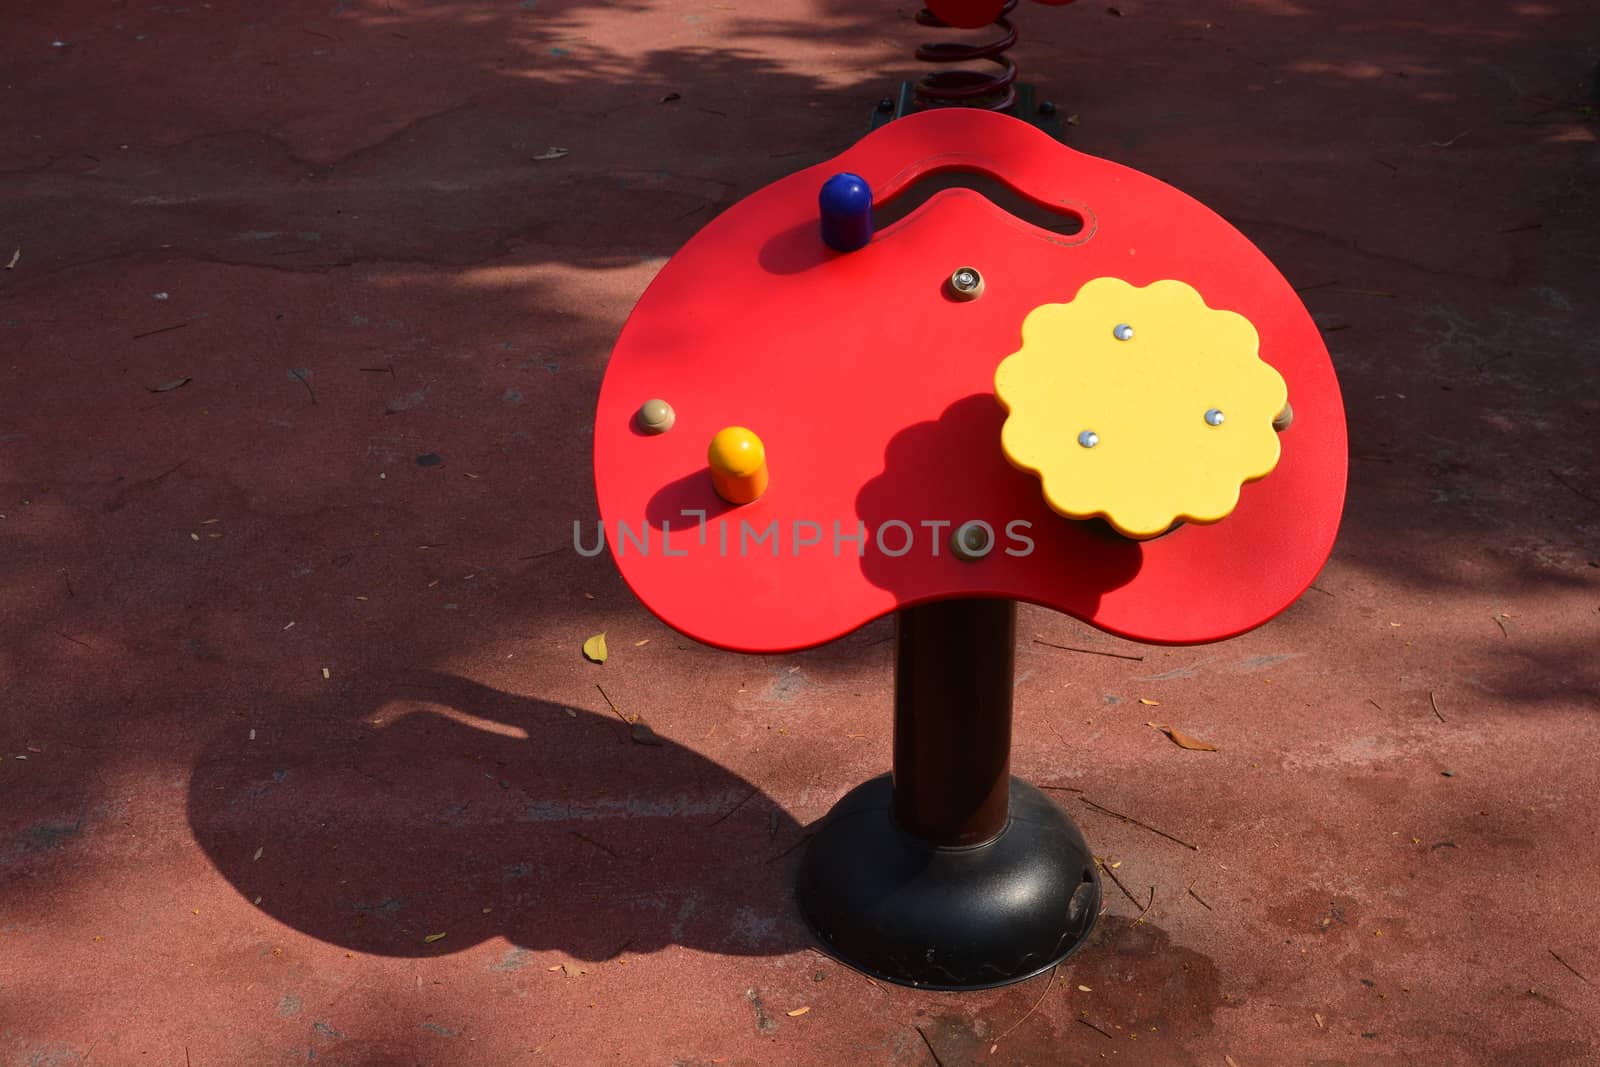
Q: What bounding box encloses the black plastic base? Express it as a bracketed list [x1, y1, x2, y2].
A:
[796, 776, 1101, 990]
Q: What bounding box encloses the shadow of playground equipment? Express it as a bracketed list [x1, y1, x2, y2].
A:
[188, 671, 809, 961]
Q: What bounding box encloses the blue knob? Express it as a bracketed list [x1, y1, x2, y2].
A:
[819, 172, 873, 252]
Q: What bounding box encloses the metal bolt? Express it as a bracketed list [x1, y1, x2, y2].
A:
[951, 520, 994, 561]
[948, 266, 984, 300]
[877, 97, 895, 113]
[1038, 100, 1057, 116]
[1273, 401, 1294, 432]
[1205, 408, 1226, 426]
[1113, 323, 1134, 341]
[1078, 430, 1099, 448]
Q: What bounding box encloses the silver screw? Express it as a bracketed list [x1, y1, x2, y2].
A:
[948, 266, 984, 300]
[1205, 408, 1225, 426]
[1078, 430, 1099, 448]
[1113, 323, 1134, 341]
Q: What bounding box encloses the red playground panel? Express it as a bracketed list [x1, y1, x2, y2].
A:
[594, 108, 1347, 653]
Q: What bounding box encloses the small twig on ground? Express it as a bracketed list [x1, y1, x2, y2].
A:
[1367, 698, 1385, 712]
[1037, 784, 1084, 794]
[991, 964, 1060, 1052]
[1186, 881, 1213, 911]
[567, 830, 617, 859]
[1134, 886, 1157, 926]
[1097, 858, 1143, 909]
[914, 1024, 946, 1067]
[1077, 1016, 1115, 1039]
[706, 785, 760, 827]
[595, 683, 626, 723]
[1550, 949, 1591, 983]
[1081, 797, 1199, 851]
[1033, 638, 1144, 662]
[131, 322, 189, 340]
[1429, 129, 1472, 147]
[763, 830, 814, 865]
[1040, 713, 1072, 749]
[809, 947, 884, 992]
[290, 367, 318, 406]
[1430, 691, 1446, 723]
[1549, 468, 1600, 507]
[1307, 583, 1335, 597]
[61, 569, 74, 599]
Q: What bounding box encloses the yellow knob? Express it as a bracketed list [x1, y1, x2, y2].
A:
[708, 427, 769, 504]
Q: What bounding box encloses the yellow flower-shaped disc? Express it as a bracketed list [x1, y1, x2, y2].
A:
[995, 277, 1288, 540]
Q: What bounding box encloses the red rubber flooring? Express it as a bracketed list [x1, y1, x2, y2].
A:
[2, 2, 1597, 1064]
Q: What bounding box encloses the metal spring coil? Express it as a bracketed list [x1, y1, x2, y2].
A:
[912, 0, 1019, 112]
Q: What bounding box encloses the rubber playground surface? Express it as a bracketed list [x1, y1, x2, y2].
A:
[2, 2, 1597, 1064]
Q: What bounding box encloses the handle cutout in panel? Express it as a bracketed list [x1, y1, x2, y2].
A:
[873, 166, 1088, 241]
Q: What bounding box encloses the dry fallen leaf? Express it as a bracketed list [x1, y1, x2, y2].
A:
[252, 847, 263, 861]
[321, 667, 331, 679]
[634, 639, 650, 647]
[582, 633, 608, 663]
[1138, 698, 1161, 706]
[148, 377, 191, 393]
[786, 1007, 810, 1017]
[532, 147, 570, 160]
[1225, 1057, 1241, 1067]
[423, 932, 447, 943]
[1078, 985, 1092, 992]
[1314, 1012, 1325, 1028]
[4, 249, 18, 269]
[1147, 722, 1218, 751]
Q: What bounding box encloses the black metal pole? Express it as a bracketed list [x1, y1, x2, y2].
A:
[892, 598, 1016, 847]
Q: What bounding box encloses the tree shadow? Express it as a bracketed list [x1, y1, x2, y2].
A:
[0, 4, 1598, 1059]
[855, 393, 1144, 615]
[187, 670, 809, 960]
